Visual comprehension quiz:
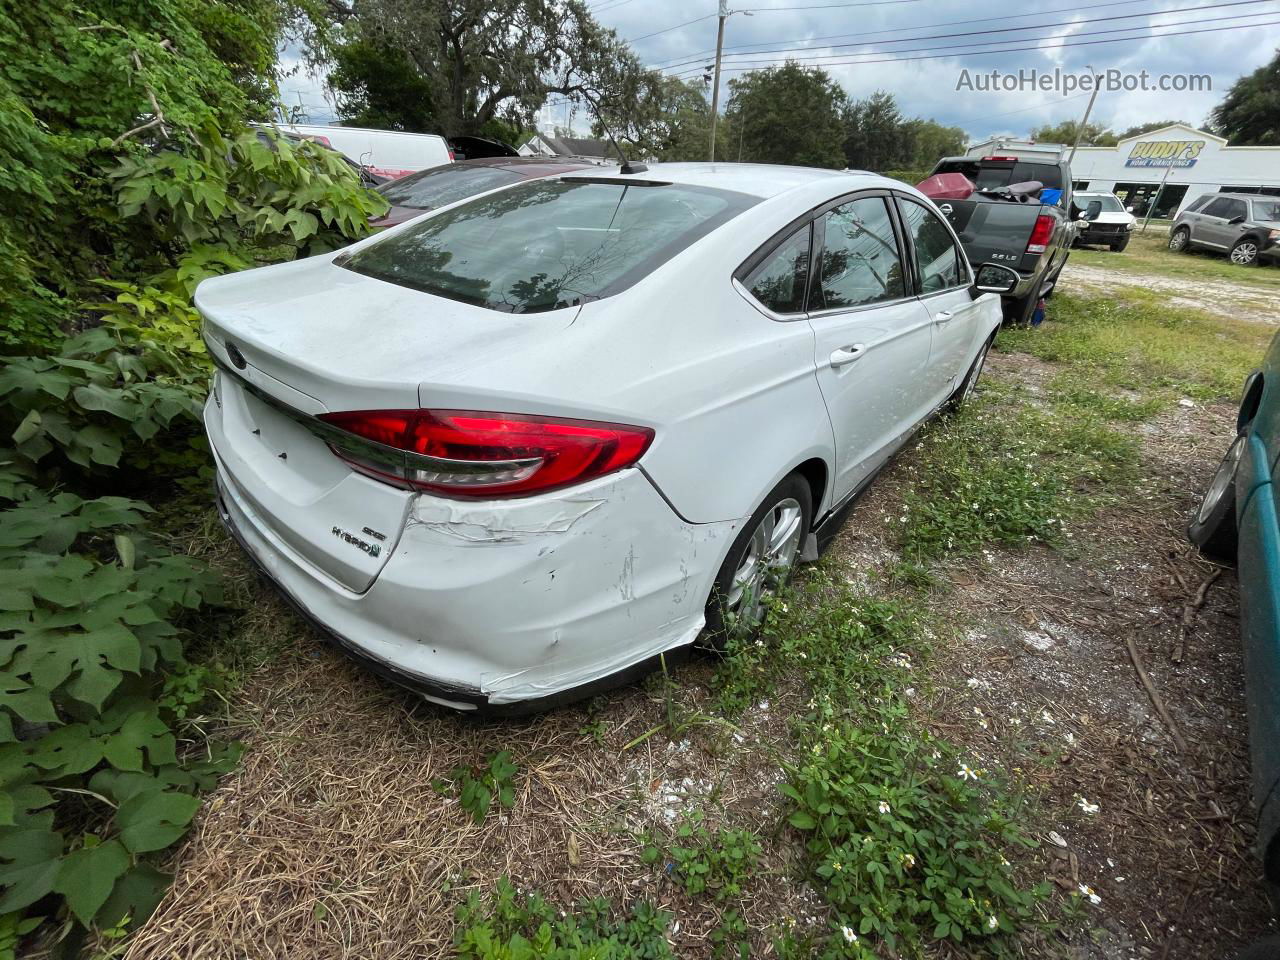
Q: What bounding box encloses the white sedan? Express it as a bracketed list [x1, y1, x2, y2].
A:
[197, 162, 1014, 712]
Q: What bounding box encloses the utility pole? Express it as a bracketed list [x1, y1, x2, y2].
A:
[1067, 65, 1100, 165]
[708, 0, 729, 163]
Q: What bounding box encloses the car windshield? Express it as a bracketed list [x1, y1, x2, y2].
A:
[1253, 199, 1280, 221]
[1082, 195, 1125, 212]
[343, 178, 757, 313]
[377, 165, 528, 210]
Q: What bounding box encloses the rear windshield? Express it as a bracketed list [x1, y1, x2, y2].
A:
[378, 164, 526, 210]
[343, 178, 757, 313]
[935, 160, 1064, 191]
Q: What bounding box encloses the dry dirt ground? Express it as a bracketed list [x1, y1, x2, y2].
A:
[1061, 261, 1278, 326]
[123, 305, 1277, 959]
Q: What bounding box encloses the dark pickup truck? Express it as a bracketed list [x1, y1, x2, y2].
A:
[926, 154, 1089, 326]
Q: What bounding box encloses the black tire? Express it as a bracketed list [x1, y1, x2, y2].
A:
[944, 333, 994, 413]
[1169, 227, 1191, 253]
[1231, 237, 1262, 266]
[1110, 237, 1129, 252]
[1188, 434, 1243, 564]
[701, 473, 813, 651]
[1235, 936, 1280, 960]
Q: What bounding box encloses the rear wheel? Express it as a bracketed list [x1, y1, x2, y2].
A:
[1168, 227, 1190, 253]
[702, 474, 812, 650]
[1002, 290, 1038, 327]
[1188, 434, 1243, 564]
[1231, 237, 1261, 266]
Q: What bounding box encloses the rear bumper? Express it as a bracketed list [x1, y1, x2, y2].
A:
[212, 451, 739, 712]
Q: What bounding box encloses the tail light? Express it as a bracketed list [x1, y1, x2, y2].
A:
[316, 409, 653, 499]
[1025, 214, 1055, 255]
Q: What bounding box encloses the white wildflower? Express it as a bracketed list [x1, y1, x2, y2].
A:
[1077, 797, 1100, 815]
[841, 925, 857, 943]
[878, 800, 891, 815]
[1078, 883, 1101, 905]
[958, 764, 980, 781]
[987, 915, 998, 931]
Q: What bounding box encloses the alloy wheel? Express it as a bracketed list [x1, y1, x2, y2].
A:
[1231, 242, 1259, 265]
[962, 341, 990, 403]
[1197, 435, 1244, 525]
[724, 497, 804, 635]
[1169, 230, 1188, 251]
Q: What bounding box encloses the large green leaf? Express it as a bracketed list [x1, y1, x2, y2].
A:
[52, 839, 130, 926]
[115, 790, 200, 853]
[0, 826, 63, 913]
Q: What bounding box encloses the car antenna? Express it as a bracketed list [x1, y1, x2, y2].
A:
[582, 92, 647, 175]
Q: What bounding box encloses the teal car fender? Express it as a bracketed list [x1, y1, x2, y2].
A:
[1235, 332, 1280, 876]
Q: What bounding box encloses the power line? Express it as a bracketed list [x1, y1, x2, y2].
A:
[624, 13, 716, 44]
[647, 0, 1163, 65]
[667, 16, 1280, 75]
[741, 0, 926, 9]
[656, 0, 1276, 71]
[589, 0, 639, 14]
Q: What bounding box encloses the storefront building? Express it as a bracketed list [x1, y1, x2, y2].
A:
[1067, 123, 1280, 219]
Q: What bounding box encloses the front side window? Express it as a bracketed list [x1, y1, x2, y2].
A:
[1202, 197, 1236, 218]
[343, 179, 757, 313]
[898, 198, 965, 293]
[1224, 198, 1249, 220]
[742, 225, 811, 314]
[377, 165, 527, 210]
[813, 197, 905, 310]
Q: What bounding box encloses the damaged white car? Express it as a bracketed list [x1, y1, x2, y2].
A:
[198, 162, 1014, 712]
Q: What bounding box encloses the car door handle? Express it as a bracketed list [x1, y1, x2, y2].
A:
[933, 310, 955, 324]
[829, 345, 866, 368]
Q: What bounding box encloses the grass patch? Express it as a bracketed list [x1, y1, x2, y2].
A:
[642, 813, 762, 902]
[1000, 290, 1269, 402]
[1071, 228, 1280, 293]
[898, 385, 1137, 565]
[453, 878, 674, 958]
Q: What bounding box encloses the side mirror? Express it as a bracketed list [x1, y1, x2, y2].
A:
[1084, 200, 1103, 221]
[1126, 205, 1135, 213]
[972, 263, 1019, 295]
[1228, 215, 1246, 225]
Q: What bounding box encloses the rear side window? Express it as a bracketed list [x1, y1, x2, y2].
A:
[897, 198, 965, 293]
[813, 197, 906, 310]
[1186, 194, 1212, 212]
[343, 179, 757, 313]
[1202, 197, 1236, 218]
[378, 165, 526, 210]
[742, 225, 811, 314]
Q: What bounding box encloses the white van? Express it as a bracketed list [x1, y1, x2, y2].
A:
[277, 124, 453, 180]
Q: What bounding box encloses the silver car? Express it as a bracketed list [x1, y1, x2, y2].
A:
[1169, 192, 1280, 266]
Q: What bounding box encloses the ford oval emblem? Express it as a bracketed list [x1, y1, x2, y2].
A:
[226, 342, 247, 370]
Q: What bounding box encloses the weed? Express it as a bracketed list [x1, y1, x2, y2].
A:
[443, 751, 519, 825]
[709, 909, 750, 959]
[453, 877, 674, 959]
[643, 812, 762, 901]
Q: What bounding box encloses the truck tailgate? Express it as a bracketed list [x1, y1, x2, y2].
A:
[936, 199, 1040, 270]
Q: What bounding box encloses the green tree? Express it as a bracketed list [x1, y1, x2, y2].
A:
[328, 23, 439, 130]
[906, 118, 966, 168]
[1029, 120, 1118, 146]
[725, 62, 849, 168]
[596, 76, 723, 161]
[1117, 119, 1188, 139]
[843, 90, 915, 171]
[1210, 49, 1280, 145]
[333, 0, 656, 137]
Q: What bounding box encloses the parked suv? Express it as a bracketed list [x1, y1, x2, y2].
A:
[1169, 193, 1280, 266]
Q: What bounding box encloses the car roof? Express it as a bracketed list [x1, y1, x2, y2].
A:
[1212, 192, 1267, 201]
[559, 162, 882, 199]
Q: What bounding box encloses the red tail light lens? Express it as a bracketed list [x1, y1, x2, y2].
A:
[1025, 214, 1055, 255]
[317, 409, 654, 498]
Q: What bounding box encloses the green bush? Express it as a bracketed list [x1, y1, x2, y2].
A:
[643, 813, 762, 901]
[0, 475, 238, 936]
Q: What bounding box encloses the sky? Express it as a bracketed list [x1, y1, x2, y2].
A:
[278, 0, 1280, 143]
